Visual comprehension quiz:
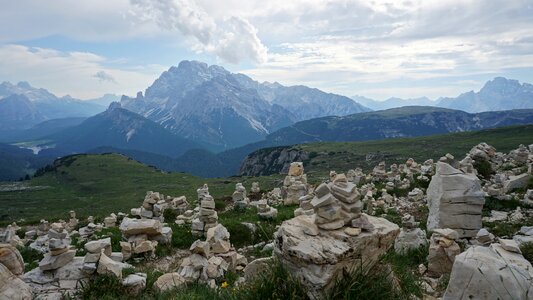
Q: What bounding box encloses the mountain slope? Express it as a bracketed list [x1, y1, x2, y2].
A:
[0, 117, 87, 143]
[263, 106, 533, 145]
[0, 81, 106, 123]
[41, 103, 202, 158]
[178, 106, 533, 177]
[353, 96, 437, 110]
[0, 143, 51, 181]
[239, 124, 533, 177]
[0, 94, 46, 130]
[121, 60, 369, 151]
[438, 77, 533, 112]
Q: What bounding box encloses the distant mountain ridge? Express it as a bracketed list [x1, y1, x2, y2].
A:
[352, 77, 533, 113]
[437, 77, 533, 112]
[39, 103, 202, 158]
[0, 81, 107, 130]
[121, 60, 370, 151]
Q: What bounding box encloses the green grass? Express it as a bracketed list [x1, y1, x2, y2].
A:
[295, 125, 533, 181]
[17, 245, 44, 272]
[0, 153, 282, 224]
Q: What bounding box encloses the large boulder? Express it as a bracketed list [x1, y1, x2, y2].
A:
[0, 244, 25, 275]
[427, 162, 485, 238]
[0, 263, 33, 300]
[444, 244, 533, 299]
[274, 214, 399, 296]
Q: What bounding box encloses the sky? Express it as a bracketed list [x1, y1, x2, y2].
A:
[1, 0, 533, 100]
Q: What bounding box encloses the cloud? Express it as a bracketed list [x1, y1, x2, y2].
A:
[93, 71, 117, 83]
[129, 0, 267, 64]
[0, 44, 164, 98]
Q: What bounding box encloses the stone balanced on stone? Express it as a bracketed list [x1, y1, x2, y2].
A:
[282, 162, 309, 205]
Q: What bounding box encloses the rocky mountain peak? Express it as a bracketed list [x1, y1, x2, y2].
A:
[480, 77, 523, 95]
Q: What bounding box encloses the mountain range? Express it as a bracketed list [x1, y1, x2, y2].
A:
[1, 60, 533, 181]
[0, 81, 110, 130]
[38, 102, 201, 159]
[354, 77, 533, 112]
[121, 60, 370, 151]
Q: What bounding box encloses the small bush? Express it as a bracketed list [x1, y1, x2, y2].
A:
[17, 246, 43, 272]
[162, 209, 177, 223]
[170, 224, 196, 249]
[473, 158, 493, 179]
[520, 242, 533, 264]
[16, 227, 26, 239]
[226, 222, 254, 247]
[93, 227, 122, 252]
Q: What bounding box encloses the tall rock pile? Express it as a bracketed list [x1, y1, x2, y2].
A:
[38, 223, 75, 271]
[427, 161, 485, 238]
[232, 183, 249, 209]
[312, 173, 363, 230]
[274, 172, 400, 297]
[257, 200, 278, 220]
[281, 162, 309, 205]
[195, 194, 218, 236]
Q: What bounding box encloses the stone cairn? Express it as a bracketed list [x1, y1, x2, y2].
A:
[131, 191, 188, 222]
[310, 173, 364, 232]
[119, 217, 172, 258]
[82, 237, 131, 278]
[427, 228, 460, 277]
[250, 182, 260, 194]
[38, 223, 75, 271]
[264, 188, 282, 205]
[104, 213, 118, 228]
[67, 210, 79, 232]
[346, 168, 365, 185]
[282, 162, 309, 205]
[427, 161, 485, 238]
[191, 184, 218, 237]
[294, 193, 314, 217]
[394, 214, 427, 254]
[155, 224, 247, 292]
[257, 199, 278, 220]
[232, 183, 249, 209]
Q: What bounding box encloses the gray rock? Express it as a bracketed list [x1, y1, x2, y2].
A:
[427, 162, 485, 238]
[444, 244, 533, 299]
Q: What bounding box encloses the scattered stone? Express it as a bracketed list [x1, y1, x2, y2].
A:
[153, 273, 186, 292]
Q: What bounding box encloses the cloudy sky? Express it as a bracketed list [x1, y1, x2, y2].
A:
[1, 0, 533, 100]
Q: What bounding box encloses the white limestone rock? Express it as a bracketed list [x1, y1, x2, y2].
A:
[427, 162, 485, 238]
[444, 244, 533, 299]
[394, 228, 428, 254]
[274, 214, 399, 297]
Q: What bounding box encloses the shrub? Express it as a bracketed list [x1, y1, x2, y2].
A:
[93, 227, 122, 252]
[226, 222, 254, 247]
[17, 246, 43, 272]
[473, 158, 493, 179]
[520, 242, 533, 264]
[162, 209, 177, 223]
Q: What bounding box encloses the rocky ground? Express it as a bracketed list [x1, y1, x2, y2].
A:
[1, 142, 533, 299]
